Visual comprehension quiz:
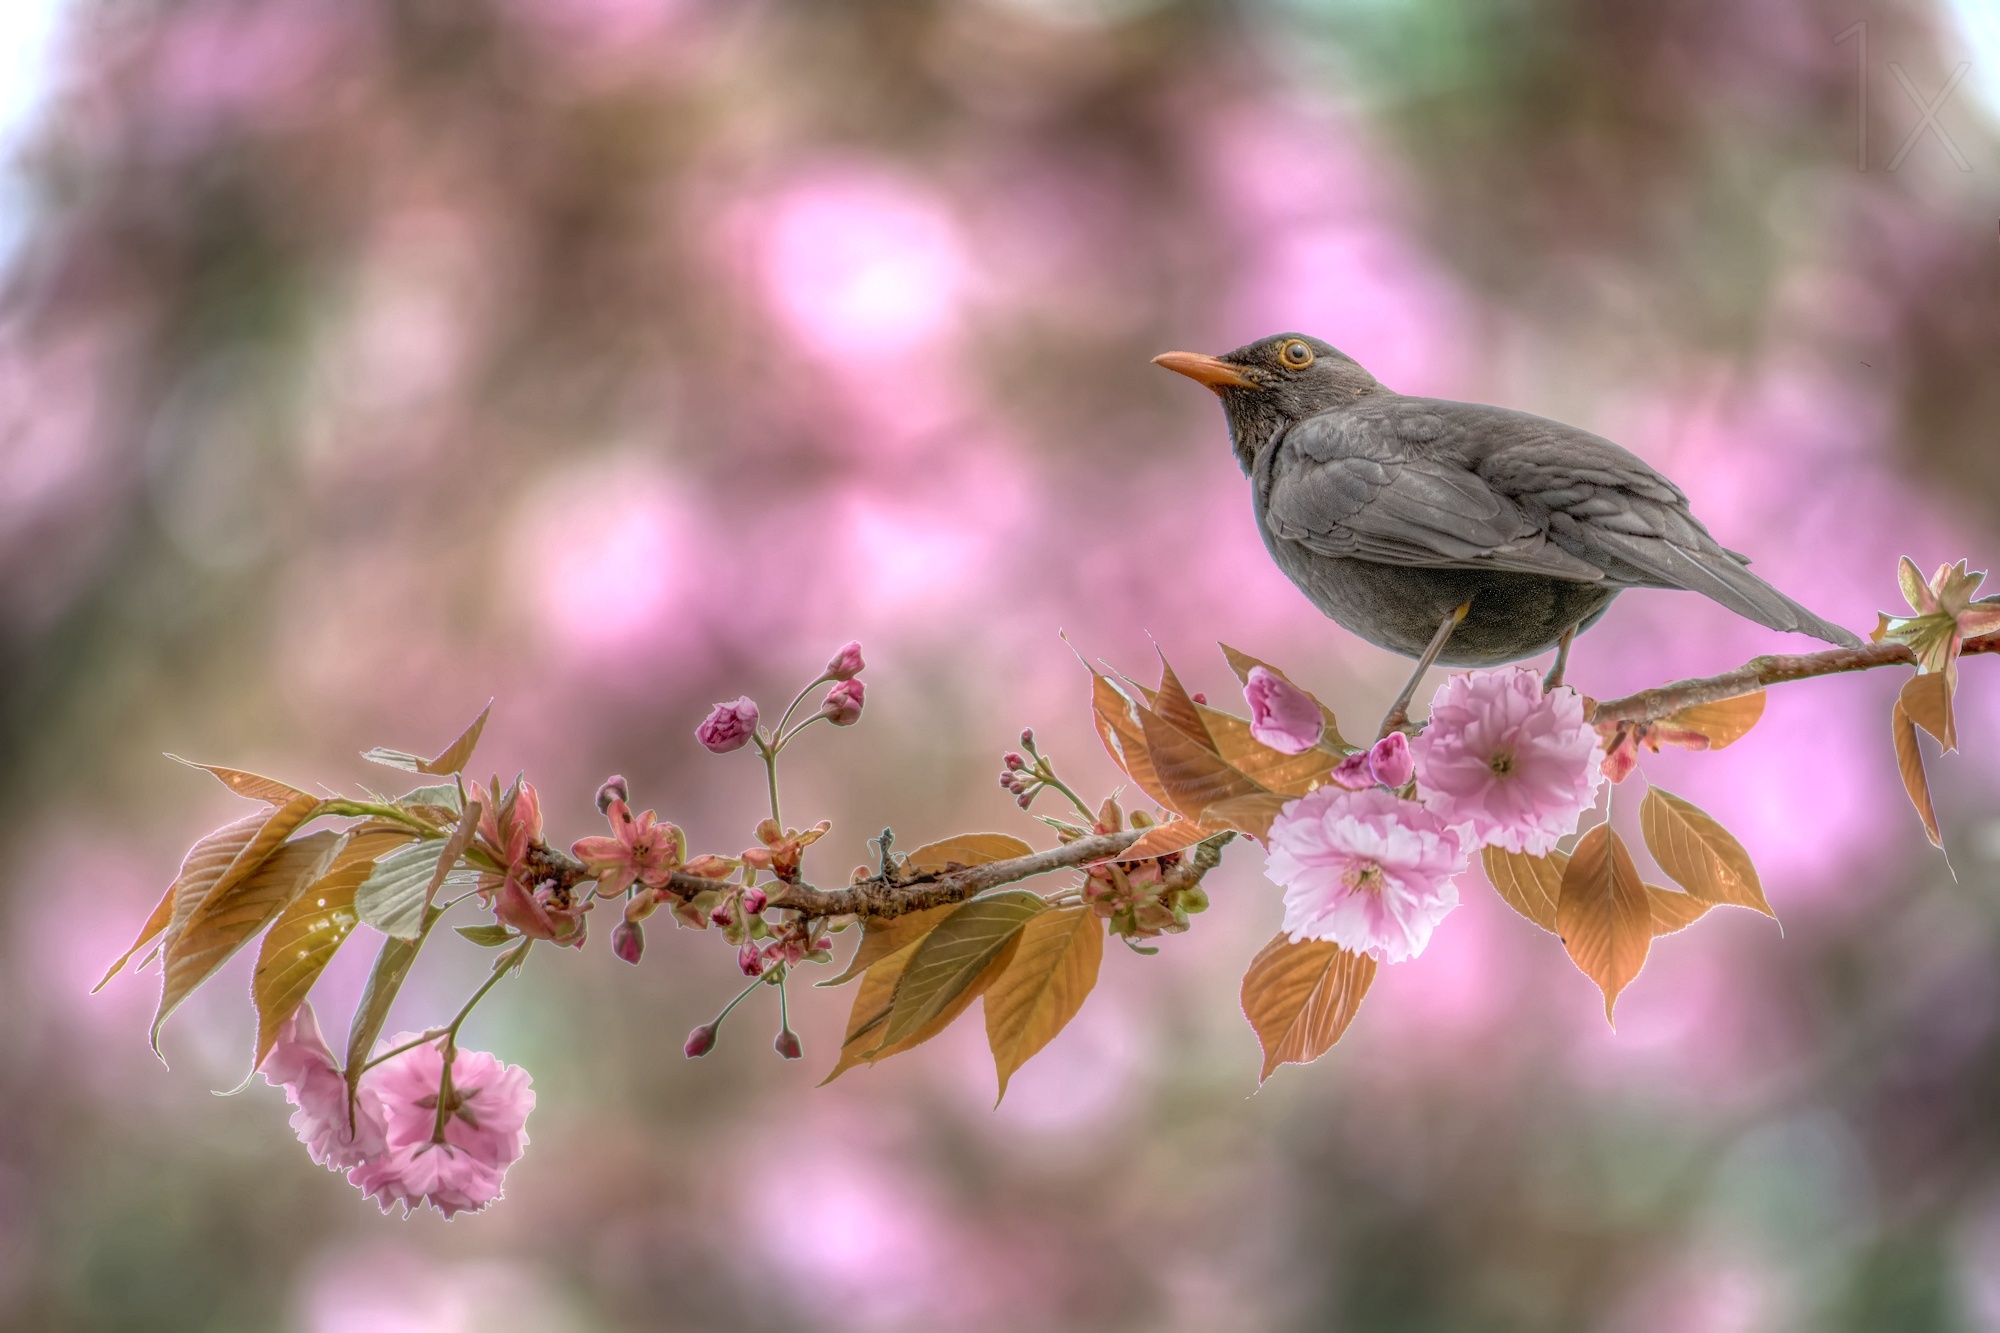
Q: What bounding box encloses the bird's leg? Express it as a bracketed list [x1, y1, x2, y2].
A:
[1378, 601, 1472, 739]
[1543, 624, 1578, 693]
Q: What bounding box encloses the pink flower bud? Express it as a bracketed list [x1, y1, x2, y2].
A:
[820, 678, 865, 726]
[611, 920, 645, 965]
[737, 942, 765, 976]
[710, 902, 734, 928]
[1020, 728, 1035, 749]
[696, 697, 759, 753]
[1244, 667, 1324, 755]
[595, 775, 629, 814]
[1016, 791, 1034, 809]
[1368, 731, 1415, 788]
[684, 1023, 717, 1058]
[1330, 750, 1375, 789]
[824, 640, 865, 681]
[742, 886, 768, 914]
[774, 1028, 803, 1060]
[1191, 692, 1207, 705]
[812, 934, 832, 952]
[1003, 751, 1026, 771]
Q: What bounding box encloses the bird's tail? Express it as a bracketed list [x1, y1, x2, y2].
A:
[1595, 530, 1863, 648]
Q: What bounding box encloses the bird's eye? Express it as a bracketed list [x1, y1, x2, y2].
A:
[1279, 340, 1314, 368]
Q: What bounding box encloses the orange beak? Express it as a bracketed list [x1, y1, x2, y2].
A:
[1152, 350, 1258, 394]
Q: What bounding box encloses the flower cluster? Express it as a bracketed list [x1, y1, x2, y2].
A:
[1075, 798, 1210, 942]
[1874, 557, 2000, 692]
[469, 778, 590, 946]
[263, 1006, 533, 1219]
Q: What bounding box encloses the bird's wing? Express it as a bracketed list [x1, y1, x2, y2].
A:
[1261, 405, 1607, 581]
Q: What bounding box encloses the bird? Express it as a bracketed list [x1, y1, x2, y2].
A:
[1153, 333, 1860, 725]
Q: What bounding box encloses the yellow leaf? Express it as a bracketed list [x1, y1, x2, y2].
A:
[1195, 705, 1339, 796]
[1658, 690, 1766, 750]
[819, 904, 956, 987]
[1138, 704, 1268, 823]
[96, 811, 266, 992]
[904, 833, 1034, 873]
[984, 903, 1104, 1102]
[1556, 825, 1652, 1024]
[1899, 672, 1956, 753]
[882, 891, 1046, 1046]
[1891, 699, 1944, 849]
[424, 700, 494, 775]
[1114, 817, 1232, 861]
[251, 829, 415, 1067]
[1091, 671, 1175, 810]
[1239, 933, 1375, 1082]
[169, 756, 311, 805]
[153, 831, 347, 1052]
[1639, 785, 1774, 917]
[1218, 643, 1347, 749]
[1481, 845, 1564, 933]
[821, 924, 1019, 1083]
[1200, 791, 1292, 841]
[1646, 884, 1713, 937]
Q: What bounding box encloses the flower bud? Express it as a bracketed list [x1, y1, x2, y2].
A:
[1191, 692, 1207, 705]
[737, 942, 765, 976]
[1244, 667, 1324, 755]
[595, 775, 629, 814]
[812, 934, 832, 952]
[1003, 751, 1026, 771]
[1096, 795, 1123, 832]
[1016, 791, 1034, 809]
[1367, 731, 1415, 789]
[684, 1023, 717, 1058]
[742, 886, 768, 914]
[611, 920, 645, 965]
[696, 697, 759, 753]
[824, 640, 865, 681]
[821, 678, 865, 727]
[710, 901, 735, 928]
[1176, 885, 1211, 915]
[683, 854, 736, 879]
[774, 1028, 803, 1060]
[1020, 728, 1035, 750]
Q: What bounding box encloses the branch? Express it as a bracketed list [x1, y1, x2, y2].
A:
[1587, 633, 2000, 728]
[528, 828, 1238, 922]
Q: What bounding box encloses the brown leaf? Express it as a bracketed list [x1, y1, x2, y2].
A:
[251, 828, 416, 1067]
[1200, 791, 1293, 842]
[819, 904, 956, 987]
[96, 811, 266, 992]
[1658, 690, 1766, 750]
[1892, 699, 1944, 849]
[1899, 672, 1956, 753]
[1091, 671, 1174, 810]
[1195, 706, 1340, 796]
[1138, 703, 1268, 823]
[984, 903, 1104, 1102]
[1646, 884, 1713, 937]
[1556, 825, 1652, 1024]
[1113, 817, 1232, 862]
[361, 700, 494, 775]
[424, 798, 483, 907]
[1148, 652, 1214, 749]
[1481, 846, 1565, 933]
[153, 831, 347, 1052]
[1639, 785, 1774, 916]
[1218, 643, 1347, 749]
[904, 833, 1034, 873]
[881, 890, 1046, 1046]
[821, 922, 1020, 1083]
[169, 756, 311, 805]
[1240, 933, 1376, 1082]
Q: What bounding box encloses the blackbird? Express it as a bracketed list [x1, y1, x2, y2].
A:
[1154, 333, 1859, 698]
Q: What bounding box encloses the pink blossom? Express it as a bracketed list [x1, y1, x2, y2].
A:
[821, 678, 865, 726]
[1330, 732, 1415, 790]
[697, 696, 759, 752]
[1244, 666, 1323, 754]
[262, 1004, 386, 1172]
[1412, 667, 1603, 855]
[611, 920, 645, 964]
[570, 798, 685, 896]
[1266, 787, 1467, 963]
[349, 1036, 535, 1220]
[824, 640, 865, 681]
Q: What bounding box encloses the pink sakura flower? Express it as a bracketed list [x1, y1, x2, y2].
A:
[697, 697, 759, 753]
[820, 678, 865, 726]
[262, 1004, 387, 1173]
[470, 778, 589, 946]
[1411, 667, 1603, 855]
[1266, 787, 1467, 963]
[1330, 732, 1414, 790]
[349, 1035, 535, 1220]
[570, 798, 686, 897]
[824, 640, 865, 681]
[1244, 666, 1323, 754]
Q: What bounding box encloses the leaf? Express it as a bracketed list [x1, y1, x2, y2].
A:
[1148, 652, 1214, 749]
[1091, 670, 1175, 810]
[881, 890, 1047, 1046]
[1658, 690, 1767, 750]
[1646, 884, 1713, 936]
[1194, 705, 1339, 796]
[1900, 672, 1956, 753]
[904, 833, 1034, 872]
[425, 799, 483, 907]
[1113, 817, 1232, 862]
[1219, 643, 1347, 749]
[96, 811, 266, 992]
[396, 783, 464, 815]
[362, 700, 494, 775]
[344, 906, 444, 1096]
[1138, 703, 1268, 822]
[1639, 785, 1774, 916]
[1240, 933, 1376, 1082]
[819, 904, 956, 987]
[354, 839, 450, 939]
[1481, 845, 1564, 933]
[1556, 825, 1652, 1025]
[1891, 698, 1944, 849]
[455, 924, 518, 947]
[168, 756, 310, 805]
[1200, 791, 1292, 842]
[984, 903, 1104, 1102]
[821, 924, 1017, 1082]
[152, 831, 347, 1053]
[251, 828, 414, 1067]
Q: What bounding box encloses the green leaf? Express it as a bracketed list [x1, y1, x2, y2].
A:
[345, 906, 443, 1097]
[881, 890, 1046, 1046]
[396, 783, 464, 814]
[455, 924, 517, 947]
[354, 839, 449, 939]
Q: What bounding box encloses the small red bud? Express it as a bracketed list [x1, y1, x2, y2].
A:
[684, 1023, 718, 1058]
[1191, 692, 1207, 705]
[737, 942, 765, 976]
[1003, 751, 1026, 771]
[710, 902, 734, 928]
[821, 678, 865, 726]
[1016, 791, 1034, 809]
[742, 886, 768, 914]
[812, 934, 832, 952]
[774, 1028, 803, 1060]
[611, 920, 645, 965]
[1020, 728, 1035, 749]
[596, 775, 629, 814]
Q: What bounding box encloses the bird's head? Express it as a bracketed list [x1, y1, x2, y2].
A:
[1152, 333, 1382, 473]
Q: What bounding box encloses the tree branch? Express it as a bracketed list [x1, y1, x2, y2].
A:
[1587, 633, 2000, 728]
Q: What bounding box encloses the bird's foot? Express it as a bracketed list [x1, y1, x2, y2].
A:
[1378, 601, 1472, 740]
[1543, 624, 1578, 693]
